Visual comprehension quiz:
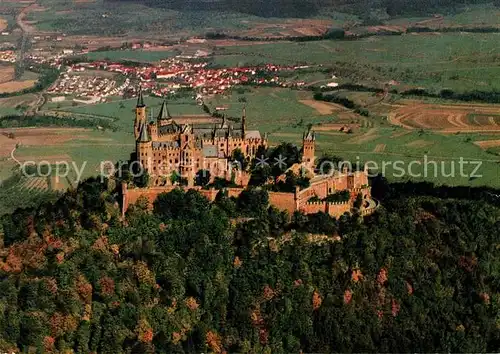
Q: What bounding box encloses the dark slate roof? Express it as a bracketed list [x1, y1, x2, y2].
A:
[202, 145, 217, 157]
[303, 129, 316, 141]
[157, 99, 172, 121]
[139, 122, 149, 142]
[152, 141, 179, 149]
[159, 122, 181, 134]
[137, 89, 145, 107]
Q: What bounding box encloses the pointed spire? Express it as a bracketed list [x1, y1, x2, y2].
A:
[304, 127, 315, 141]
[139, 122, 149, 142]
[157, 98, 172, 121]
[137, 88, 145, 108]
[220, 114, 227, 129]
[241, 105, 246, 137]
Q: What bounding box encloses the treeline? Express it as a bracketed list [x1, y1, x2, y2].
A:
[313, 91, 370, 116]
[314, 84, 500, 104]
[0, 115, 116, 130]
[204, 27, 345, 42]
[398, 88, 500, 104]
[0, 68, 59, 98]
[407, 26, 500, 33]
[371, 175, 500, 207]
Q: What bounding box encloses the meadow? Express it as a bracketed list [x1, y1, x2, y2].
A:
[212, 33, 500, 93]
[84, 50, 178, 63]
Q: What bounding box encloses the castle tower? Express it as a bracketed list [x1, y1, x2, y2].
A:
[179, 125, 195, 186]
[241, 105, 246, 137]
[136, 122, 152, 174]
[302, 128, 316, 166]
[157, 98, 172, 127]
[134, 89, 146, 139]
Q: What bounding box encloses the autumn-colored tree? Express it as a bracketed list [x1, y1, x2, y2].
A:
[206, 330, 223, 353]
[312, 290, 322, 310]
[98, 276, 115, 297]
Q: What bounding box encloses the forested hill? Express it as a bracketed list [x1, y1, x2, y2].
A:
[0, 178, 499, 353]
[106, 0, 497, 17]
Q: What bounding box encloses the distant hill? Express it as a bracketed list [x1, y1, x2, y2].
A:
[106, 0, 495, 17]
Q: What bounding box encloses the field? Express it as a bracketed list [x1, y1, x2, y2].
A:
[0, 65, 14, 83]
[212, 33, 500, 93]
[388, 102, 500, 132]
[0, 126, 135, 215]
[0, 65, 39, 94]
[84, 50, 178, 62]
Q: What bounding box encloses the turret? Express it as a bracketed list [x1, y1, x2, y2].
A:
[241, 105, 246, 137]
[136, 122, 152, 175]
[157, 98, 172, 126]
[302, 128, 316, 166]
[134, 88, 147, 139]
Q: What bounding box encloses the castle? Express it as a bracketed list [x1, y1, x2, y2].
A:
[134, 91, 267, 186]
[126, 94, 376, 218]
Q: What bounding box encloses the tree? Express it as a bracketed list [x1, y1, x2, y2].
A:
[236, 188, 269, 216]
[195, 169, 211, 186]
[135, 171, 150, 188]
[231, 148, 249, 170]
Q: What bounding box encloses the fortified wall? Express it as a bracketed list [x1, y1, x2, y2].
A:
[121, 173, 374, 219]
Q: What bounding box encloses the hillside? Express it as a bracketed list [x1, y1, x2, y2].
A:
[0, 178, 499, 352]
[108, 0, 498, 17]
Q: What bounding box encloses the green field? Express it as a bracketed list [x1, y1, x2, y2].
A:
[212, 33, 500, 93]
[30, 0, 281, 36]
[46, 96, 207, 132]
[85, 50, 178, 62]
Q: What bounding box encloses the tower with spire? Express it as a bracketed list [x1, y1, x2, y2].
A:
[157, 98, 172, 126]
[241, 105, 246, 137]
[136, 121, 152, 172]
[302, 127, 316, 166]
[134, 88, 147, 139]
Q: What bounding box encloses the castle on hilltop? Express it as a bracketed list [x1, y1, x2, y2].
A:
[134, 91, 267, 186]
[125, 93, 376, 218]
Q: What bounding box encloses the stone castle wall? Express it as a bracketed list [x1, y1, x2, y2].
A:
[122, 172, 374, 218]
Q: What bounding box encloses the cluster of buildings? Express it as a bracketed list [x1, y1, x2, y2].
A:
[62, 58, 310, 97]
[47, 73, 130, 103]
[0, 50, 16, 63]
[122, 94, 376, 218]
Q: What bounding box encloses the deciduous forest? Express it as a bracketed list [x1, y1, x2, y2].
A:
[0, 176, 498, 353]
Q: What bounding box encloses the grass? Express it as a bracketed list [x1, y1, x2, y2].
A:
[30, 0, 265, 36]
[212, 33, 500, 93]
[49, 96, 207, 133]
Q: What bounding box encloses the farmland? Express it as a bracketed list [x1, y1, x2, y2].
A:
[0, 126, 134, 215]
[212, 33, 500, 93]
[387, 102, 500, 132]
[84, 50, 178, 63]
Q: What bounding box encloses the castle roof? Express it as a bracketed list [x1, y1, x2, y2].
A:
[139, 122, 149, 142]
[202, 145, 217, 157]
[157, 99, 172, 121]
[137, 89, 145, 108]
[152, 141, 179, 149]
[245, 130, 261, 139]
[159, 121, 181, 134]
[303, 128, 315, 141]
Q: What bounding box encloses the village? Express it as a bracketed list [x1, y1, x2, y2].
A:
[44, 56, 314, 103]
